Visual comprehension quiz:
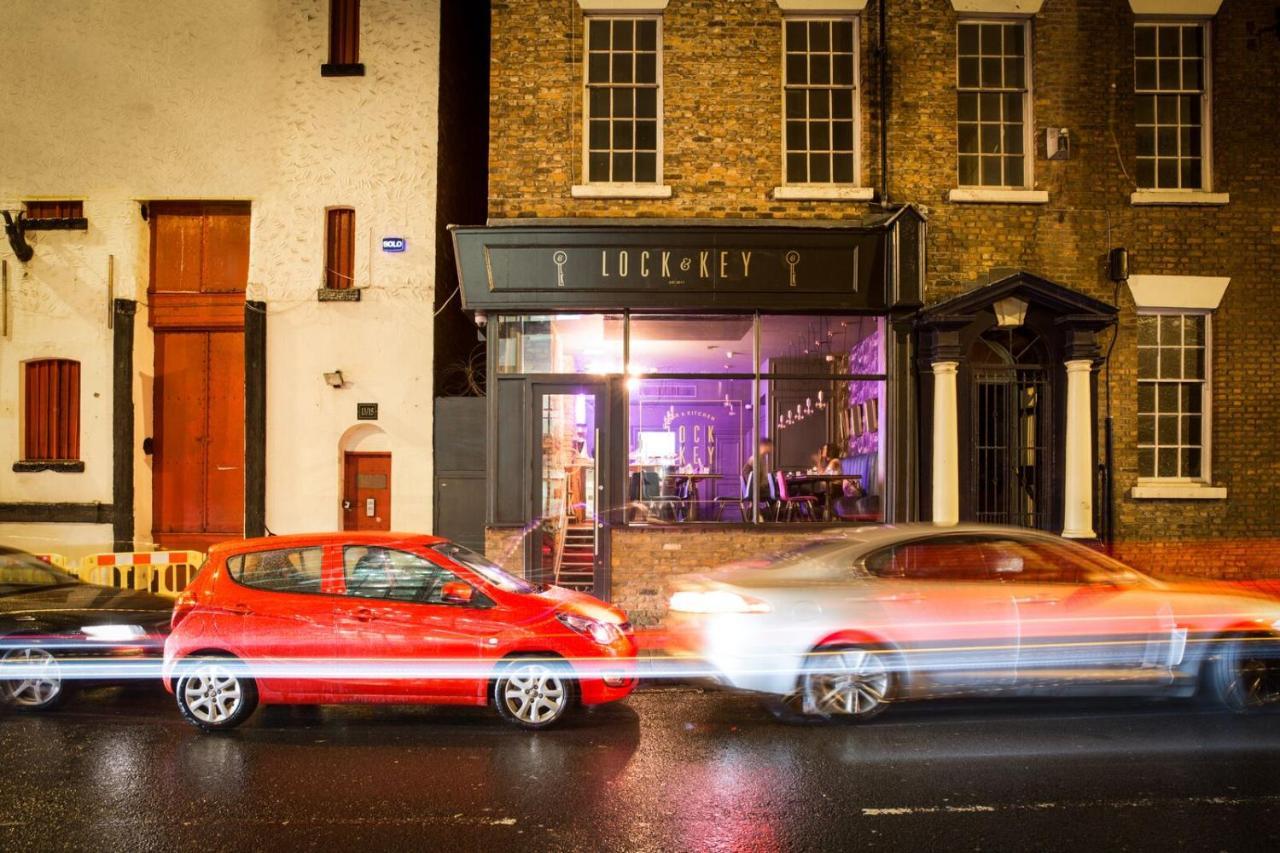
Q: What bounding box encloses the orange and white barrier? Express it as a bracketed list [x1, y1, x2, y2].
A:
[35, 553, 71, 572]
[79, 551, 205, 597]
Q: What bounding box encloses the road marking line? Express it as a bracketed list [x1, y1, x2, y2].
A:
[862, 793, 1280, 817]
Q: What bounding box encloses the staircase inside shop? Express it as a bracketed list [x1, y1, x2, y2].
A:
[555, 523, 596, 592]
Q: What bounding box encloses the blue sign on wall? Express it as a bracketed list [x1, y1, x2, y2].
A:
[381, 236, 407, 253]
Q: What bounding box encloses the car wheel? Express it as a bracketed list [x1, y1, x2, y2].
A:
[1, 646, 69, 712]
[175, 656, 259, 732]
[492, 658, 574, 730]
[1207, 638, 1280, 713]
[794, 644, 896, 723]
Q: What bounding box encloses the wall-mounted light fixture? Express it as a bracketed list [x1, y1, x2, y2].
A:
[323, 370, 346, 388]
[993, 297, 1029, 328]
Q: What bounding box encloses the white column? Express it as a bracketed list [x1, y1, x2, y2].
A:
[931, 361, 959, 527]
[1061, 358, 1096, 539]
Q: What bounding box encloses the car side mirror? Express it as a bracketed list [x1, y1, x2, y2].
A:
[441, 581, 475, 605]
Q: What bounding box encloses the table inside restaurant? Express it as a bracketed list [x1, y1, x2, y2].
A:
[782, 472, 864, 521]
[628, 467, 724, 522]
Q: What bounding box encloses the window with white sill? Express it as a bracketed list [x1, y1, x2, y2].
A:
[782, 17, 859, 186]
[1136, 312, 1209, 480]
[1134, 22, 1210, 191]
[956, 19, 1031, 189]
[584, 16, 662, 185]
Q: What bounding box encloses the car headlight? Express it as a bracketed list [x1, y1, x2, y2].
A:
[557, 613, 621, 645]
[669, 589, 772, 614]
[80, 624, 147, 642]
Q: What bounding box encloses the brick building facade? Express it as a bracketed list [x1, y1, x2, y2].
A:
[470, 0, 1279, 625]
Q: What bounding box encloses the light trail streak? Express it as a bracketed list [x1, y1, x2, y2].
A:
[0, 632, 1275, 684]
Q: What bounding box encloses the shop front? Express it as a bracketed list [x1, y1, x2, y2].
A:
[450, 210, 925, 619]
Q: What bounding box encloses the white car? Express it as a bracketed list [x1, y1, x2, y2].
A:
[665, 524, 1280, 721]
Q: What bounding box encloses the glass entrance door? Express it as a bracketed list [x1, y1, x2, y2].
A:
[531, 384, 610, 595]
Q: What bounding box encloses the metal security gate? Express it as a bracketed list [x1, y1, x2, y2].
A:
[971, 364, 1050, 529]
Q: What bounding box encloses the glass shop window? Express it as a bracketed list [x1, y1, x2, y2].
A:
[625, 314, 887, 525]
[627, 375, 758, 524]
[758, 315, 885, 375]
[495, 314, 624, 374]
[627, 315, 755, 524]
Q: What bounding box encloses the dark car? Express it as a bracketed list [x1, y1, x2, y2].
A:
[1, 546, 173, 711]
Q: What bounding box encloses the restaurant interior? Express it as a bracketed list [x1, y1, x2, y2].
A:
[497, 313, 886, 528]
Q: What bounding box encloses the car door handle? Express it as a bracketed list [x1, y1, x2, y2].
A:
[352, 607, 374, 623]
[223, 603, 251, 616]
[876, 593, 924, 603]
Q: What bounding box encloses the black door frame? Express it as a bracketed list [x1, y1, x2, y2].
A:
[526, 379, 620, 599]
[968, 334, 1055, 530]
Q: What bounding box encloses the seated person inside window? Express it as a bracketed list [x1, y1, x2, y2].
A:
[741, 436, 778, 504]
[818, 443, 843, 475]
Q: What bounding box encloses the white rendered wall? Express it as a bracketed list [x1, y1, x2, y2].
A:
[0, 0, 440, 555]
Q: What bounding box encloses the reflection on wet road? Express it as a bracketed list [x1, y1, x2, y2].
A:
[2, 686, 1278, 851]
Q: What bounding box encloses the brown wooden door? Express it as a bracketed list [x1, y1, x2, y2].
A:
[343, 453, 391, 531]
[150, 202, 250, 552]
[153, 332, 245, 549]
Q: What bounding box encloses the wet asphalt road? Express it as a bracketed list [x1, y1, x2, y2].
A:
[1, 685, 1279, 852]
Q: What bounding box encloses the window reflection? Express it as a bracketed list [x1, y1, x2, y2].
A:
[628, 315, 754, 374]
[496, 314, 624, 374]
[758, 315, 884, 375]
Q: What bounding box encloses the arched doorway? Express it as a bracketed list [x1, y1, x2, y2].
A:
[338, 424, 391, 531]
[969, 328, 1052, 529]
[916, 271, 1117, 536]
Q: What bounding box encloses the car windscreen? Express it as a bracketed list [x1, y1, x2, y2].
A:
[0, 548, 79, 593]
[430, 543, 537, 594]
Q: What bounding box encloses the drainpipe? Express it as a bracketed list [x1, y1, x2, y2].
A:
[878, 0, 889, 203]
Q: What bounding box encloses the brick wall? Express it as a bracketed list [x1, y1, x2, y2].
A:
[488, 0, 1280, 579]
[485, 526, 530, 572]
[610, 526, 831, 625]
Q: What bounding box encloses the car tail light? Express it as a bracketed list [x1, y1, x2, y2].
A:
[171, 592, 196, 629]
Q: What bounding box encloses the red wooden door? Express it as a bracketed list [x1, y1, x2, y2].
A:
[343, 453, 392, 531]
[150, 202, 249, 552]
[153, 332, 245, 551]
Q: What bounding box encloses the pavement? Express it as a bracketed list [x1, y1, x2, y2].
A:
[1, 684, 1278, 852]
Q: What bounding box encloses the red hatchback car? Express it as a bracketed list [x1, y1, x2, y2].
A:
[163, 533, 637, 731]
